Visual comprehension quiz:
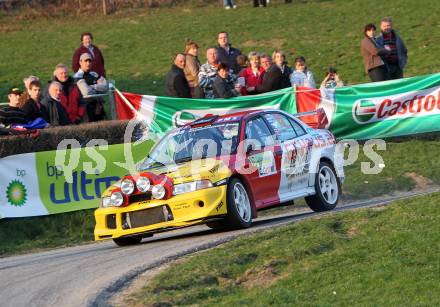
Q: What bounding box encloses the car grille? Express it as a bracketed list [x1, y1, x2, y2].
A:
[129, 193, 151, 203]
[122, 205, 173, 229]
[106, 214, 116, 229]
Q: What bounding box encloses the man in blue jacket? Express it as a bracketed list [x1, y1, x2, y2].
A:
[376, 17, 408, 80]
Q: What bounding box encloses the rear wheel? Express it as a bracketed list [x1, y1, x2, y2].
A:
[113, 235, 143, 246]
[305, 161, 340, 212]
[225, 178, 252, 229]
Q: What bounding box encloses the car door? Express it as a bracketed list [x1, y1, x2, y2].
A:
[242, 115, 280, 208]
[262, 112, 313, 202]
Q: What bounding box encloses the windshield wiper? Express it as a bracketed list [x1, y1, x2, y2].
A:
[174, 156, 193, 164]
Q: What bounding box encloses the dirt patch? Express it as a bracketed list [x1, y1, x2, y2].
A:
[0, 25, 21, 33]
[236, 260, 287, 290]
[241, 38, 287, 49]
[404, 172, 433, 189]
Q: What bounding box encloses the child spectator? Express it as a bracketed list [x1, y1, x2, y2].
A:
[213, 63, 240, 99]
[320, 67, 344, 89]
[290, 56, 316, 88]
[21, 80, 49, 122]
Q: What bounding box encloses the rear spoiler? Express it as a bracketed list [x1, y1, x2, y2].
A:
[294, 108, 328, 129]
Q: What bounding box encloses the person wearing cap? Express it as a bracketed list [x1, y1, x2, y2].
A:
[72, 32, 106, 77]
[0, 88, 29, 127]
[73, 52, 107, 121]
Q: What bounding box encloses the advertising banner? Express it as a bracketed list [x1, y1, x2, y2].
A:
[0, 141, 154, 218]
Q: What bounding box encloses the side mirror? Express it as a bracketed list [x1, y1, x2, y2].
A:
[246, 144, 253, 155]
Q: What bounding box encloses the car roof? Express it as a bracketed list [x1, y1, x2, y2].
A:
[185, 109, 267, 128]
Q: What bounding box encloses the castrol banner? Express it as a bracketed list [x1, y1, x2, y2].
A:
[115, 72, 440, 140]
[329, 73, 440, 139]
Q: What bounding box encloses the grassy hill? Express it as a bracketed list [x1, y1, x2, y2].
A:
[0, 0, 439, 99]
[127, 192, 440, 306]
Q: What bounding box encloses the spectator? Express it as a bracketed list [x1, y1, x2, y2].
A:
[223, 0, 237, 9]
[184, 40, 204, 98]
[360, 23, 389, 82]
[213, 63, 239, 99]
[44, 64, 85, 124]
[376, 17, 407, 79]
[239, 51, 265, 95]
[290, 56, 316, 88]
[41, 82, 71, 126]
[72, 32, 106, 77]
[216, 31, 242, 74]
[272, 50, 292, 88]
[199, 48, 220, 99]
[74, 53, 107, 121]
[320, 67, 344, 89]
[254, 0, 267, 7]
[19, 75, 39, 106]
[21, 80, 49, 122]
[255, 55, 282, 93]
[236, 54, 248, 74]
[0, 87, 28, 126]
[165, 53, 191, 98]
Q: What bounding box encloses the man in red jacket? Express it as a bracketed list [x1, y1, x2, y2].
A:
[72, 32, 106, 77]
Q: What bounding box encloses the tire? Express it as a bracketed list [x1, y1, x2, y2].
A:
[225, 178, 252, 229]
[206, 220, 226, 230]
[305, 161, 341, 212]
[113, 235, 143, 246]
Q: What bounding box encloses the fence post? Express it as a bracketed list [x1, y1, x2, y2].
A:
[108, 82, 117, 120]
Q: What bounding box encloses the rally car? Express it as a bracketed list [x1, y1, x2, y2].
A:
[94, 109, 344, 246]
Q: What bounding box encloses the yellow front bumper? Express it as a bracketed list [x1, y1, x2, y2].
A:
[94, 186, 227, 240]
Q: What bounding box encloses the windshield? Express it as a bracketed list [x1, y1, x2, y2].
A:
[139, 122, 240, 170]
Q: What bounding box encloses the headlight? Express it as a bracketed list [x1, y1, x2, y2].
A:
[173, 180, 213, 196]
[102, 196, 112, 208]
[101, 192, 124, 207]
[136, 176, 151, 192]
[152, 184, 166, 199]
[110, 192, 124, 207]
[121, 178, 135, 195]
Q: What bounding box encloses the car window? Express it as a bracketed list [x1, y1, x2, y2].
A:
[245, 117, 275, 148]
[288, 117, 307, 137]
[263, 113, 297, 142]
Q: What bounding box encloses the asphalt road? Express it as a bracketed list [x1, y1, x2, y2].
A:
[0, 189, 437, 307]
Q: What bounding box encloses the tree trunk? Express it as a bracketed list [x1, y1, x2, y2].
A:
[102, 0, 107, 15]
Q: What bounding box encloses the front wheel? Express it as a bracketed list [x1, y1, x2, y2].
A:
[305, 161, 341, 212]
[225, 178, 252, 229]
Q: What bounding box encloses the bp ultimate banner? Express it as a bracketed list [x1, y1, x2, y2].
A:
[0, 142, 154, 218]
[115, 73, 440, 140]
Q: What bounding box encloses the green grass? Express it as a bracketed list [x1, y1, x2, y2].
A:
[1, 0, 439, 99]
[127, 192, 440, 306]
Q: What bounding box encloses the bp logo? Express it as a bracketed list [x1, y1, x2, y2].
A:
[6, 180, 28, 207]
[353, 99, 378, 124]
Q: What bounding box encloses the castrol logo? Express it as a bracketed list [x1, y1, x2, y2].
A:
[352, 86, 440, 124]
